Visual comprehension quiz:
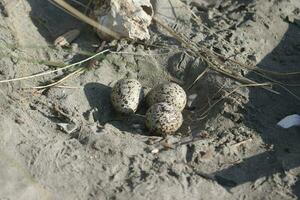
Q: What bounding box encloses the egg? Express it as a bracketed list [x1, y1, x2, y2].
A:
[146, 82, 187, 111]
[145, 103, 183, 135]
[111, 79, 143, 114]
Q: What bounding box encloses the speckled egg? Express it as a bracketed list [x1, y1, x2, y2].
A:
[145, 103, 183, 135]
[111, 79, 143, 114]
[146, 82, 187, 111]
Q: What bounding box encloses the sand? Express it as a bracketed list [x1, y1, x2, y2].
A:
[0, 0, 300, 199]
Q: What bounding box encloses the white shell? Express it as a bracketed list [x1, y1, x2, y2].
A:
[111, 79, 143, 114]
[145, 103, 183, 135]
[92, 0, 153, 40]
[146, 82, 187, 111]
[277, 114, 300, 129]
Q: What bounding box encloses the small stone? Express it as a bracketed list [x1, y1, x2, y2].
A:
[57, 123, 78, 134]
[54, 29, 80, 47]
[151, 148, 159, 154]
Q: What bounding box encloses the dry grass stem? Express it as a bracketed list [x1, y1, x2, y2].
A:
[178, 0, 300, 77]
[49, 0, 121, 39]
[153, 16, 285, 96]
[31, 67, 84, 89]
[187, 67, 209, 90]
[197, 83, 272, 119]
[0, 49, 109, 83]
[231, 138, 253, 147]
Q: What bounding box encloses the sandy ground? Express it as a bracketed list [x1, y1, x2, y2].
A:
[0, 0, 300, 199]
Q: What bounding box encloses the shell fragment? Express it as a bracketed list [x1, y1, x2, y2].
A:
[92, 0, 153, 40]
[277, 114, 300, 129]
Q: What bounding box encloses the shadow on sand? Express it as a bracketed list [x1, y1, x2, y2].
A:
[213, 19, 300, 193]
[84, 82, 148, 134]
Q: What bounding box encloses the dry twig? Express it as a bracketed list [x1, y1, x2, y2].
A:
[0, 49, 109, 84]
[49, 0, 121, 39]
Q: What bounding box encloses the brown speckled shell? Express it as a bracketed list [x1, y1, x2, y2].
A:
[146, 82, 186, 111]
[111, 79, 143, 114]
[145, 103, 183, 135]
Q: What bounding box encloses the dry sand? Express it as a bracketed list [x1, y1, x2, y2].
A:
[0, 0, 300, 199]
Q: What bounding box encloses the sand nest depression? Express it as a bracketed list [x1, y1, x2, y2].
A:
[0, 0, 300, 199]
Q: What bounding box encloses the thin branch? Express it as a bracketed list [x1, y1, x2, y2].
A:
[49, 0, 121, 39]
[31, 68, 84, 89]
[0, 49, 109, 83]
